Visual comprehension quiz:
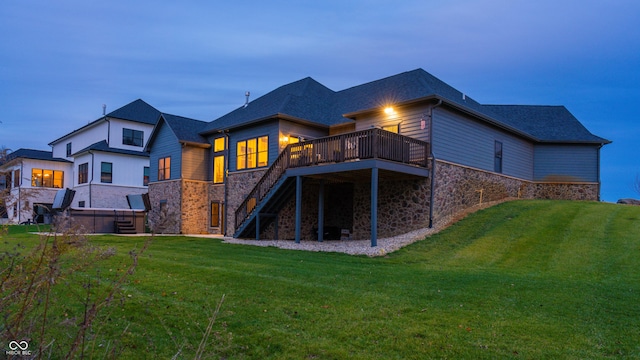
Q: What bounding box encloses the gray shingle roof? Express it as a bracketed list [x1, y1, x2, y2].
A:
[73, 140, 149, 157]
[2, 148, 71, 165]
[106, 99, 161, 125]
[482, 105, 610, 143]
[49, 99, 161, 145]
[161, 113, 209, 145]
[200, 68, 608, 145]
[200, 77, 344, 134]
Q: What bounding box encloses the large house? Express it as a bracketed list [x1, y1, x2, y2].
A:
[145, 69, 610, 245]
[0, 99, 160, 224]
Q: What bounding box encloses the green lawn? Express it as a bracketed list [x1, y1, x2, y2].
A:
[2, 200, 639, 359]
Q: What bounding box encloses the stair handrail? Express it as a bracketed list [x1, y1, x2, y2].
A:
[235, 145, 292, 229]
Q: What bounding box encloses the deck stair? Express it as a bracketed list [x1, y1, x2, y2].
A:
[115, 220, 137, 234]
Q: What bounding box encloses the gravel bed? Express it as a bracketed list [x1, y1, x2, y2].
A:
[222, 199, 511, 256]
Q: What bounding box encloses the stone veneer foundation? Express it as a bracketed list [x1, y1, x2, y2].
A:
[152, 159, 599, 238]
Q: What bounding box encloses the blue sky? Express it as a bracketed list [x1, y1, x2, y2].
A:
[1, 1, 638, 202]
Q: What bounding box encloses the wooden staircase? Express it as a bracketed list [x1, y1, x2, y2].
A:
[115, 220, 137, 234]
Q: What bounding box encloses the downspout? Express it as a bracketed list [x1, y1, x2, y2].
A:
[223, 130, 230, 236]
[18, 160, 23, 223]
[89, 150, 95, 208]
[428, 100, 442, 228]
[597, 144, 603, 201]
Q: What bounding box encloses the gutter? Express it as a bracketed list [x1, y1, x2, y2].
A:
[428, 100, 442, 228]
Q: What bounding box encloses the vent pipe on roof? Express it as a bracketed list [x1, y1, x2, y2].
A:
[244, 91, 250, 108]
[102, 104, 106, 115]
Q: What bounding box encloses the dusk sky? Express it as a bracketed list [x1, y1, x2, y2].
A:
[1, 1, 638, 202]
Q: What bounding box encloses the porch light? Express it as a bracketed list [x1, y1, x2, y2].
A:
[280, 135, 290, 143]
[384, 106, 396, 115]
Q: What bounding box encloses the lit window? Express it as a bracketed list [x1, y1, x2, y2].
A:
[382, 124, 399, 133]
[32, 168, 64, 188]
[101, 162, 112, 183]
[214, 137, 225, 152]
[237, 136, 268, 170]
[158, 157, 171, 180]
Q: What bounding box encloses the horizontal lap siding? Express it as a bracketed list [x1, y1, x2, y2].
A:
[534, 144, 599, 182]
[149, 124, 181, 182]
[355, 105, 431, 143]
[433, 108, 534, 180]
[182, 146, 209, 181]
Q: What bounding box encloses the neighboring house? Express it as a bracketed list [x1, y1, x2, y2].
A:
[0, 99, 160, 225]
[48, 99, 160, 209]
[0, 149, 72, 224]
[145, 69, 609, 245]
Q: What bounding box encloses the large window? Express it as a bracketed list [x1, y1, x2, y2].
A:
[143, 166, 149, 186]
[101, 162, 112, 183]
[123, 128, 144, 147]
[494, 141, 503, 173]
[213, 137, 226, 184]
[237, 136, 268, 170]
[32, 168, 64, 188]
[158, 157, 171, 180]
[78, 163, 88, 184]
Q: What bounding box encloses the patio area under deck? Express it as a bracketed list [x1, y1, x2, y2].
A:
[287, 158, 430, 247]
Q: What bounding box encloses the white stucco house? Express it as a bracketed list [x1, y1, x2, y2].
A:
[0, 99, 160, 224]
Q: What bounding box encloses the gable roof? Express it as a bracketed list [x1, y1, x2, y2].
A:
[1, 148, 71, 167]
[49, 99, 161, 145]
[200, 77, 344, 135]
[482, 105, 610, 144]
[106, 99, 161, 125]
[145, 113, 210, 151]
[197, 68, 607, 145]
[73, 140, 149, 157]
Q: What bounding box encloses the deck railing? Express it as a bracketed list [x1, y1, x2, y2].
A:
[234, 128, 430, 230]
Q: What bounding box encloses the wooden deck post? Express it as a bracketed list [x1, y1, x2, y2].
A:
[318, 179, 325, 242]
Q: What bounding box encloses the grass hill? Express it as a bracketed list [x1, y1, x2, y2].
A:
[2, 200, 639, 358]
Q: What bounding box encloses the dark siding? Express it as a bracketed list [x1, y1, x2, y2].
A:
[149, 123, 181, 182]
[182, 146, 209, 181]
[534, 144, 599, 182]
[228, 121, 279, 172]
[432, 108, 534, 180]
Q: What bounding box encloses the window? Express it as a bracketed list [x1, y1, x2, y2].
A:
[13, 169, 20, 187]
[66, 143, 72, 157]
[32, 168, 64, 188]
[213, 137, 226, 184]
[382, 124, 400, 133]
[158, 157, 171, 180]
[237, 136, 268, 170]
[101, 162, 112, 183]
[143, 166, 149, 186]
[210, 202, 222, 227]
[78, 201, 85, 208]
[78, 163, 88, 184]
[123, 128, 144, 147]
[6, 171, 11, 189]
[494, 141, 503, 173]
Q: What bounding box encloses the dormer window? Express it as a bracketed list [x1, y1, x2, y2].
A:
[123, 128, 144, 147]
